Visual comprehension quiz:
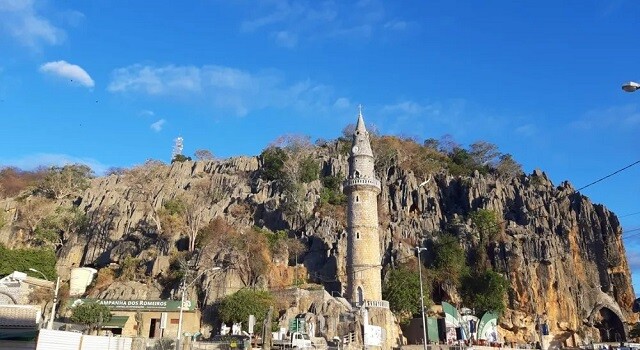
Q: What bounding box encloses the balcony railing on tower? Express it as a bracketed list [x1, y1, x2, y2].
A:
[344, 178, 381, 190]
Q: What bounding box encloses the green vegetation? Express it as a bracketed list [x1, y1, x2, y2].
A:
[171, 154, 192, 163]
[260, 147, 288, 181]
[0, 244, 56, 279]
[259, 228, 287, 253]
[118, 256, 145, 281]
[319, 175, 346, 205]
[382, 263, 429, 323]
[33, 206, 88, 247]
[71, 302, 112, 333]
[38, 164, 93, 199]
[432, 233, 468, 285]
[469, 209, 501, 244]
[461, 270, 509, 314]
[298, 156, 319, 183]
[218, 289, 273, 333]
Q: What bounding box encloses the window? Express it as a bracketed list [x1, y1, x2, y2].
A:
[356, 231, 360, 239]
[355, 195, 359, 203]
[357, 287, 364, 305]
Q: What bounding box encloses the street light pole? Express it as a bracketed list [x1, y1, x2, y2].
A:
[176, 266, 221, 350]
[48, 277, 60, 330]
[416, 246, 429, 350]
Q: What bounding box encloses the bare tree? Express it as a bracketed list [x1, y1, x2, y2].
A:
[16, 197, 56, 237]
[194, 149, 215, 161]
[469, 141, 501, 167]
[496, 154, 524, 179]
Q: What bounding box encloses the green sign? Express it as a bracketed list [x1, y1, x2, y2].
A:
[70, 298, 196, 312]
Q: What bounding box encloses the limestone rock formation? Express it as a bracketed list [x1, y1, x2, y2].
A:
[0, 146, 635, 346]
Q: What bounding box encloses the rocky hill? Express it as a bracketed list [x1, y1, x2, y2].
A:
[0, 136, 635, 346]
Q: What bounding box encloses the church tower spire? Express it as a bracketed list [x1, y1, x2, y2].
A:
[344, 106, 382, 306]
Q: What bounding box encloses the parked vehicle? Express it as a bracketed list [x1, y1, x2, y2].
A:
[272, 331, 314, 349]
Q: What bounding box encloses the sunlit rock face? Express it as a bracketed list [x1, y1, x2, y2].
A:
[2, 145, 634, 346]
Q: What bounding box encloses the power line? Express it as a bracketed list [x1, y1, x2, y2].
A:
[621, 228, 640, 240]
[307, 160, 640, 285]
[620, 211, 640, 218]
[575, 160, 640, 192]
[475, 159, 640, 236]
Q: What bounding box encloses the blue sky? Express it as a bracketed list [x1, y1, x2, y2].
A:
[1, 1, 639, 291]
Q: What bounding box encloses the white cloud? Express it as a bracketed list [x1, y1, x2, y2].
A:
[334, 97, 351, 109]
[139, 110, 155, 117]
[150, 119, 166, 132]
[239, 0, 396, 46]
[0, 0, 65, 48]
[108, 63, 341, 116]
[272, 30, 298, 48]
[573, 104, 640, 130]
[108, 65, 201, 95]
[384, 19, 407, 31]
[0, 153, 108, 176]
[39, 60, 94, 88]
[515, 124, 537, 137]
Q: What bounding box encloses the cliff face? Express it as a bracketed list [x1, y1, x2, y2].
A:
[0, 150, 634, 345]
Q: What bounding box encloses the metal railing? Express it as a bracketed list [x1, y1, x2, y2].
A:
[344, 178, 381, 190]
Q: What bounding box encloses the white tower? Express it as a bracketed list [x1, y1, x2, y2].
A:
[344, 106, 383, 305]
[172, 136, 184, 160]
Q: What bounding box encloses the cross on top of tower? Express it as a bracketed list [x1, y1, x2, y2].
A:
[358, 104, 363, 118]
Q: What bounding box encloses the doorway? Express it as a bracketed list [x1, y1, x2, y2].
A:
[149, 318, 161, 338]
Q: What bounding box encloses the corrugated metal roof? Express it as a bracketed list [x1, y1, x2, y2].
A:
[0, 306, 40, 328]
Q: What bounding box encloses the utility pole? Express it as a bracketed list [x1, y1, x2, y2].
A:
[48, 276, 60, 330]
[263, 306, 273, 350]
[416, 246, 429, 350]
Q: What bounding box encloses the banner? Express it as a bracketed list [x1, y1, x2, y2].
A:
[442, 302, 460, 328]
[477, 312, 499, 342]
[70, 298, 196, 312]
[364, 325, 383, 347]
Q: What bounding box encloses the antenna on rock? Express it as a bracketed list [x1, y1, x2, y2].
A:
[172, 136, 184, 160]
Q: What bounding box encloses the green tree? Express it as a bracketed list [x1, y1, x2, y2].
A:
[469, 209, 500, 244]
[0, 244, 56, 279]
[218, 289, 273, 333]
[461, 270, 508, 314]
[320, 175, 346, 205]
[71, 302, 112, 333]
[383, 263, 430, 323]
[260, 147, 288, 181]
[448, 147, 477, 176]
[432, 233, 468, 285]
[34, 206, 87, 248]
[38, 164, 93, 199]
[171, 154, 192, 163]
[298, 156, 319, 183]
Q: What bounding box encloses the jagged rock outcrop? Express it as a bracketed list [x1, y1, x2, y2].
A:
[1, 149, 635, 346]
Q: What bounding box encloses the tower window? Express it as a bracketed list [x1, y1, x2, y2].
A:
[357, 286, 364, 305]
[355, 196, 359, 203]
[356, 231, 361, 239]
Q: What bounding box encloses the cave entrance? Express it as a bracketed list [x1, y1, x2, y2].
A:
[595, 307, 626, 342]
